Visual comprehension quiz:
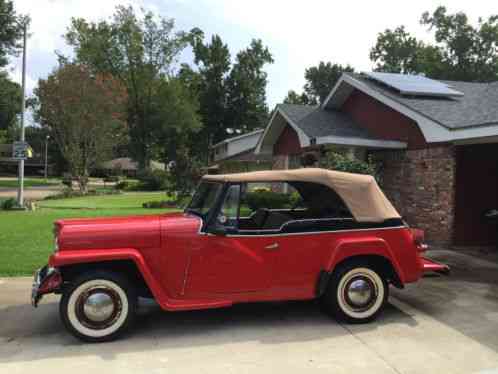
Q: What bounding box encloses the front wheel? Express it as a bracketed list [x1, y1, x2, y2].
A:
[322, 261, 388, 323]
[59, 271, 137, 342]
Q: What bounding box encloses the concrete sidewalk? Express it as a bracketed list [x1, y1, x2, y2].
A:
[1, 249, 498, 373]
[0, 185, 62, 200]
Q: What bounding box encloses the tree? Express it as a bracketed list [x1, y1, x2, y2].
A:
[0, 71, 21, 131]
[0, 1, 23, 137]
[64, 6, 198, 169]
[189, 33, 231, 157]
[35, 63, 127, 193]
[421, 7, 498, 81]
[371, 7, 498, 82]
[225, 39, 274, 133]
[304, 62, 355, 104]
[185, 33, 274, 162]
[370, 26, 423, 74]
[0, 0, 23, 68]
[283, 90, 314, 105]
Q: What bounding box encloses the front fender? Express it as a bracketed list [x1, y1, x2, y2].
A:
[325, 236, 406, 283]
[49, 249, 233, 312]
[49, 248, 169, 306]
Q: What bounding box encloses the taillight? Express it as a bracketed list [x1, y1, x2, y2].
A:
[411, 228, 428, 252]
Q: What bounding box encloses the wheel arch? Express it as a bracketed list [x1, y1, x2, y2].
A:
[325, 237, 405, 288]
[50, 249, 167, 302]
[331, 254, 403, 289]
[59, 260, 152, 298]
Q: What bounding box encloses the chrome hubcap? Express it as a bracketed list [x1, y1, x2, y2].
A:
[347, 278, 373, 307]
[83, 292, 115, 322]
[75, 286, 122, 330]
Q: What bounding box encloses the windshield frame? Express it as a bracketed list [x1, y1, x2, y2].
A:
[185, 181, 224, 220]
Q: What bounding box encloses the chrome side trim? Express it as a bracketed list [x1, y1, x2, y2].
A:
[225, 225, 406, 238]
[238, 217, 355, 233]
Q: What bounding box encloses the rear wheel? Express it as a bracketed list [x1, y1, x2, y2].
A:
[322, 261, 388, 323]
[59, 271, 137, 342]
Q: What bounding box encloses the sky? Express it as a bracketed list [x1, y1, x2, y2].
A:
[6, 0, 498, 126]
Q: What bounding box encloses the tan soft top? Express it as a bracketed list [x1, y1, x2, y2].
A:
[203, 168, 401, 223]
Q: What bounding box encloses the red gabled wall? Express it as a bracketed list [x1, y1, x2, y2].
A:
[274, 125, 301, 155]
[341, 90, 428, 149]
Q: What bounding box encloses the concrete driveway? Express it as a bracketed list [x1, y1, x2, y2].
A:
[1, 249, 498, 374]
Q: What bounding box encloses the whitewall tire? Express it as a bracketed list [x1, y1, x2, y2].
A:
[60, 271, 137, 342]
[322, 261, 388, 323]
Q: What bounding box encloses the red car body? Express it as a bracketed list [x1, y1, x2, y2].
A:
[46, 213, 432, 311]
[32, 169, 449, 342]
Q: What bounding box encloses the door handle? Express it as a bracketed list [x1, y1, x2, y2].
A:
[264, 243, 279, 250]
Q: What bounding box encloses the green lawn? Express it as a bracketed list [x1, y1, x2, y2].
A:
[38, 192, 167, 209]
[0, 192, 180, 276]
[0, 178, 61, 188]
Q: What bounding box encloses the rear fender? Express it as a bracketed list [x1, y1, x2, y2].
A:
[325, 237, 406, 284]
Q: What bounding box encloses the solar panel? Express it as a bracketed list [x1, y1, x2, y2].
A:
[365, 72, 464, 98]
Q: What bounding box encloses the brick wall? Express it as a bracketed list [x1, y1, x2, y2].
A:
[373, 145, 456, 245]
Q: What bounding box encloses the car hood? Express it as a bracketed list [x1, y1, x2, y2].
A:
[56, 212, 198, 251]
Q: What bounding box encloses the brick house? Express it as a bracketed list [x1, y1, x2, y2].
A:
[254, 72, 498, 247]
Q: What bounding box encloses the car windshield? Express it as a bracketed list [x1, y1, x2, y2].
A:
[185, 181, 223, 218]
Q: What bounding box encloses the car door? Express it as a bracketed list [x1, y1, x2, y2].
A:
[268, 182, 353, 295]
[186, 184, 275, 296]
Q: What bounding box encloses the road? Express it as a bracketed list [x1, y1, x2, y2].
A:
[1, 249, 498, 373]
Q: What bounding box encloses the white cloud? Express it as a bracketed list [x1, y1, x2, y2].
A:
[6, 0, 498, 111]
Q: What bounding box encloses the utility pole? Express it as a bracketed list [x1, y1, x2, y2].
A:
[44, 135, 50, 179]
[17, 18, 28, 207]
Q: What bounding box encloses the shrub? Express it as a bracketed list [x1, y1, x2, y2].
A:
[62, 174, 73, 188]
[0, 198, 18, 210]
[245, 191, 293, 211]
[142, 200, 177, 209]
[114, 180, 129, 190]
[104, 175, 121, 183]
[136, 170, 169, 191]
[44, 188, 121, 200]
[319, 151, 380, 179]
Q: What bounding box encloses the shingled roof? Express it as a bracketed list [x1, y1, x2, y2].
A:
[351, 73, 498, 130]
[277, 103, 382, 140]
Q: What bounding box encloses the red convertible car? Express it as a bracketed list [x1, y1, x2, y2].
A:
[32, 168, 448, 342]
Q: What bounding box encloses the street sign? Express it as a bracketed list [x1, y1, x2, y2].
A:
[12, 141, 33, 160]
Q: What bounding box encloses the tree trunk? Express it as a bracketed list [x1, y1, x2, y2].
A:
[78, 174, 89, 194]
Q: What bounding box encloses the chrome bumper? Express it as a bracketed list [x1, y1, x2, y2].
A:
[31, 265, 60, 307]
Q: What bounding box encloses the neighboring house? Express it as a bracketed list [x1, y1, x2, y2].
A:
[252, 72, 498, 247]
[209, 129, 271, 173]
[100, 157, 165, 177]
